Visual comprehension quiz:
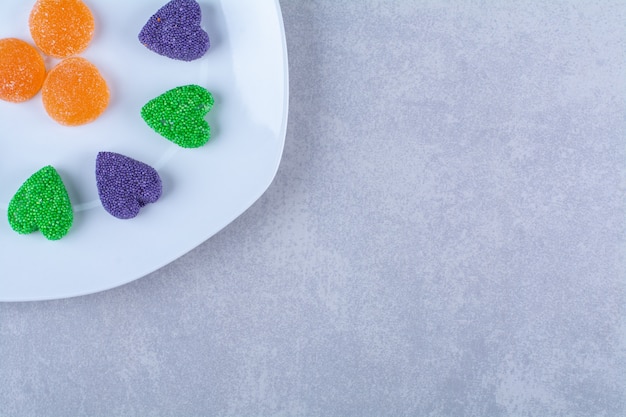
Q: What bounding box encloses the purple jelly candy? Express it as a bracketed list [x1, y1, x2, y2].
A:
[138, 0, 210, 61]
[96, 152, 162, 219]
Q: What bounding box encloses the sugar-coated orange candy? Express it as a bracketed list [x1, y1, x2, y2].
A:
[0, 38, 46, 103]
[29, 0, 95, 58]
[42, 57, 110, 126]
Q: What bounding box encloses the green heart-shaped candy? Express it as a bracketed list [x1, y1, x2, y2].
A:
[141, 84, 214, 148]
[7, 166, 74, 241]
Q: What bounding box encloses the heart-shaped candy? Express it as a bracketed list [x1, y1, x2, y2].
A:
[141, 84, 214, 148]
[7, 166, 73, 240]
[96, 152, 162, 219]
[138, 0, 210, 61]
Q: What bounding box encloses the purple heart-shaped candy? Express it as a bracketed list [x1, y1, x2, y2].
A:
[96, 152, 162, 219]
[138, 0, 210, 61]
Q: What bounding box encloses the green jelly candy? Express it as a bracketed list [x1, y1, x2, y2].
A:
[8, 166, 74, 241]
[141, 84, 214, 148]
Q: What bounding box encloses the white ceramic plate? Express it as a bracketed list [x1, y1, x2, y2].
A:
[0, 0, 288, 301]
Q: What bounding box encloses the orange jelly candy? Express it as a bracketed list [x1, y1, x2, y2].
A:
[29, 0, 95, 58]
[42, 57, 110, 126]
[0, 38, 46, 103]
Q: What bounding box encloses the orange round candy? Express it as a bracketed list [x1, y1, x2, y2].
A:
[42, 57, 110, 126]
[0, 38, 46, 103]
[29, 0, 95, 58]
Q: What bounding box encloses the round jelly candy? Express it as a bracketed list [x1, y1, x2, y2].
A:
[0, 38, 46, 103]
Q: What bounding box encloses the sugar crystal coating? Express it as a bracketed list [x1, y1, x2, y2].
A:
[96, 152, 162, 220]
[42, 57, 110, 126]
[29, 0, 95, 58]
[7, 166, 73, 241]
[0, 38, 46, 103]
[141, 84, 214, 148]
[138, 0, 210, 61]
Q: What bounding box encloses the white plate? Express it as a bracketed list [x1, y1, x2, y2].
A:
[0, 0, 288, 301]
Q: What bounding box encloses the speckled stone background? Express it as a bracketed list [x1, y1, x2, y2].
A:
[1, 1, 625, 416]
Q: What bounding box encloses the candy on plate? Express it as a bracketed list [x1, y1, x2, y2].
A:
[0, 38, 46, 103]
[29, 0, 95, 58]
[41, 57, 110, 126]
[141, 84, 214, 148]
[7, 166, 74, 241]
[96, 152, 163, 220]
[138, 0, 210, 61]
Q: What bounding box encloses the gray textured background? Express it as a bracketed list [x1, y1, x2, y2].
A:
[1, 1, 625, 416]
